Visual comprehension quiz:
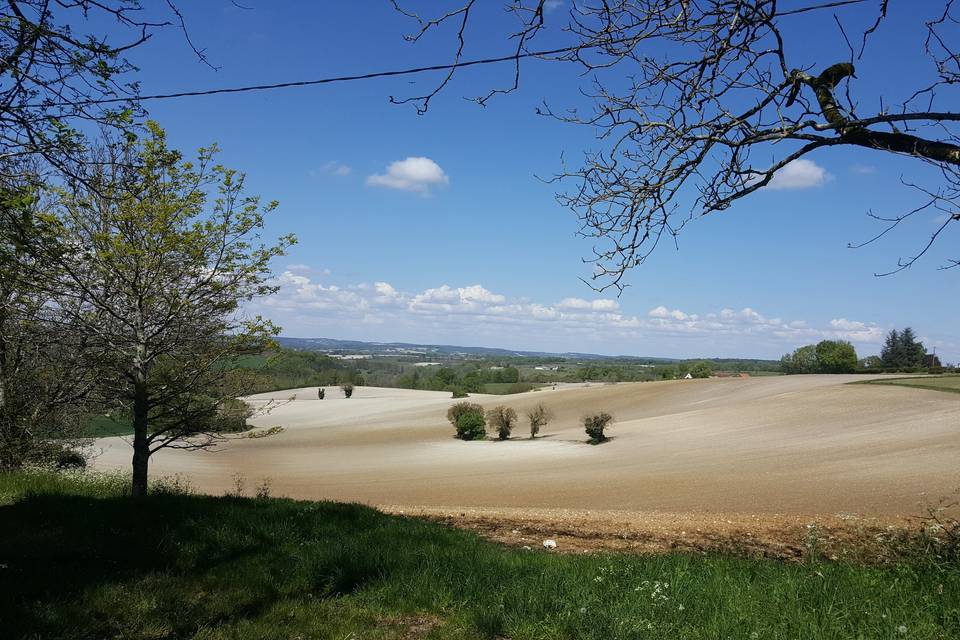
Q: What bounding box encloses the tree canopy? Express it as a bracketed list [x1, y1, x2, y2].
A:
[781, 340, 857, 374]
[39, 123, 294, 494]
[880, 328, 928, 370]
[392, 1, 960, 288]
[0, 1, 197, 182]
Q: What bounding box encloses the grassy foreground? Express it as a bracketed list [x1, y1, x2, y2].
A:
[1, 472, 958, 640]
[857, 375, 960, 395]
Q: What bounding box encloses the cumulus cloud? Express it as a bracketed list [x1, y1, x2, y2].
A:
[367, 157, 449, 194]
[374, 281, 397, 296]
[826, 318, 884, 342]
[649, 306, 692, 321]
[766, 159, 831, 190]
[558, 297, 619, 311]
[250, 271, 891, 356]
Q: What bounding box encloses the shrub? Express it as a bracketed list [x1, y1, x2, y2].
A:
[216, 397, 253, 433]
[152, 473, 195, 496]
[584, 412, 614, 443]
[449, 386, 469, 399]
[318, 387, 325, 400]
[527, 403, 552, 439]
[503, 382, 534, 394]
[341, 383, 354, 398]
[690, 361, 713, 378]
[456, 412, 487, 441]
[447, 402, 484, 428]
[54, 448, 87, 470]
[486, 405, 518, 440]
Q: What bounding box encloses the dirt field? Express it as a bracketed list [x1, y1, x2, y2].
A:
[92, 375, 959, 525]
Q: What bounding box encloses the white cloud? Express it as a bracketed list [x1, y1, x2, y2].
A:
[366, 157, 449, 194]
[830, 318, 867, 331]
[767, 159, 831, 190]
[558, 297, 619, 311]
[850, 164, 876, 175]
[544, 0, 564, 11]
[826, 318, 884, 342]
[311, 161, 352, 177]
[649, 305, 692, 321]
[250, 272, 893, 356]
[374, 281, 397, 297]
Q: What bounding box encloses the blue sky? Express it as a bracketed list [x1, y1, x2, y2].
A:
[96, 1, 958, 360]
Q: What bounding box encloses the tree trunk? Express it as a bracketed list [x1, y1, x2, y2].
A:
[131, 379, 149, 497]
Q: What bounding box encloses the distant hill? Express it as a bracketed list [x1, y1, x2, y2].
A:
[275, 336, 641, 360]
[275, 337, 779, 367]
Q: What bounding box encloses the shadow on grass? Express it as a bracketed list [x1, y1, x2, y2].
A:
[0, 492, 421, 638]
[2, 474, 959, 640]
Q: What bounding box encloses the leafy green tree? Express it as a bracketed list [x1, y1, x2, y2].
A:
[690, 361, 713, 379]
[814, 340, 858, 373]
[859, 356, 883, 369]
[0, 178, 93, 469]
[658, 366, 677, 380]
[781, 345, 819, 374]
[435, 367, 457, 386]
[783, 341, 857, 374]
[44, 123, 294, 495]
[446, 401, 484, 430]
[455, 412, 486, 441]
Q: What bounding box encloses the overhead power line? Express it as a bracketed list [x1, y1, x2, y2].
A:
[35, 0, 865, 108]
[46, 42, 593, 108]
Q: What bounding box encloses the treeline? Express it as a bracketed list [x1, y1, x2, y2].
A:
[246, 348, 800, 394]
[781, 328, 950, 375]
[246, 352, 367, 393]
[393, 365, 521, 394]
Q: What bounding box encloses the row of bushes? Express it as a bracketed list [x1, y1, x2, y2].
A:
[445, 402, 613, 444]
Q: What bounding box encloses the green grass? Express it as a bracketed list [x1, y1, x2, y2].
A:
[81, 414, 133, 437]
[481, 382, 543, 394]
[1, 471, 958, 640]
[857, 375, 960, 395]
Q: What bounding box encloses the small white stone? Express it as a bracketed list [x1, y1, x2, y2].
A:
[543, 539, 557, 549]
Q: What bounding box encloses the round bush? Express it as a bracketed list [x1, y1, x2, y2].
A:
[456, 412, 487, 441]
[584, 412, 614, 443]
[447, 401, 484, 427]
[55, 448, 87, 470]
[486, 405, 518, 440]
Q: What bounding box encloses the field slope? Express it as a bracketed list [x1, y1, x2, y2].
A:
[91, 376, 960, 518]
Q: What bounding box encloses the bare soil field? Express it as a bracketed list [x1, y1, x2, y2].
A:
[92, 375, 959, 550]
